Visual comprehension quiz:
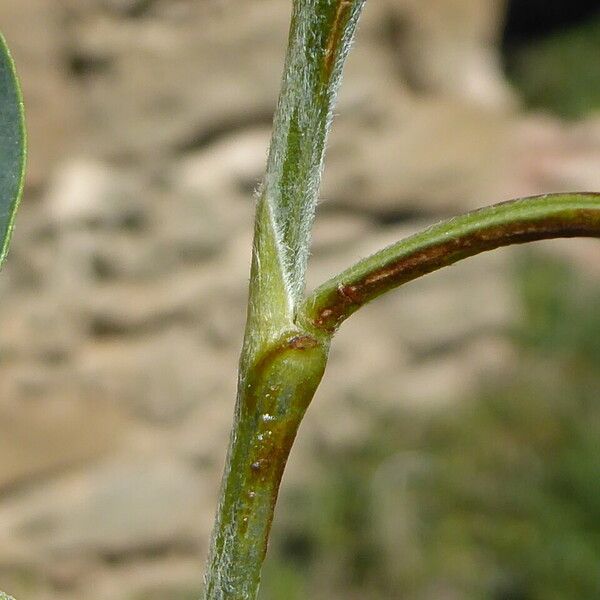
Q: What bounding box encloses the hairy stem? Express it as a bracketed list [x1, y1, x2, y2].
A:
[261, 0, 366, 304]
[201, 4, 600, 598]
[203, 2, 365, 597]
[301, 194, 600, 333]
[246, 0, 366, 353]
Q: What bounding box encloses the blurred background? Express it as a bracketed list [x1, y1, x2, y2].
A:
[0, 1, 599, 598]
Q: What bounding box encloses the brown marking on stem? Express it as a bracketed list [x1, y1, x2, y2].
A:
[245, 414, 307, 559]
[239, 334, 326, 546]
[244, 349, 326, 541]
[313, 209, 600, 332]
[242, 333, 320, 411]
[288, 334, 318, 349]
[226, 325, 327, 568]
[338, 283, 364, 303]
[323, 0, 352, 81]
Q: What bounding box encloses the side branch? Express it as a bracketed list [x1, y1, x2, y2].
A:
[301, 193, 600, 333]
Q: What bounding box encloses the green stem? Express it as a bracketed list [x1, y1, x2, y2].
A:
[203, 2, 365, 597]
[201, 3, 600, 599]
[300, 193, 600, 333]
[203, 333, 329, 599]
[260, 0, 367, 305]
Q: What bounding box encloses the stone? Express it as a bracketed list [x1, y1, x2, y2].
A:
[0, 393, 126, 493]
[323, 99, 514, 216]
[46, 160, 143, 230]
[63, 1, 290, 159]
[100, 0, 152, 16]
[78, 327, 233, 423]
[0, 457, 206, 561]
[0, 1, 82, 188]
[380, 0, 516, 110]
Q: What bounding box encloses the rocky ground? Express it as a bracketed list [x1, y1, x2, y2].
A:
[0, 1, 598, 598]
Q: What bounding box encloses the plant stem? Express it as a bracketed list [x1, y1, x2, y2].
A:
[301, 194, 600, 333]
[203, 2, 365, 597]
[200, 3, 600, 598]
[260, 0, 367, 305]
[203, 333, 329, 599]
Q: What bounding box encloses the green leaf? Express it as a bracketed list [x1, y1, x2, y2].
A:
[0, 593, 15, 600]
[301, 193, 600, 333]
[0, 32, 26, 267]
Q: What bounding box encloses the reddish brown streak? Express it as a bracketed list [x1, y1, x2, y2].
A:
[323, 0, 352, 81]
[242, 374, 321, 555]
[314, 210, 600, 332]
[289, 334, 319, 349]
[237, 333, 324, 546]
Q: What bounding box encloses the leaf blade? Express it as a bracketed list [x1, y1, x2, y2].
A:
[0, 32, 26, 267]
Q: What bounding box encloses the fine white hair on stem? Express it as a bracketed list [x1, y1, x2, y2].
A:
[261, 0, 367, 308]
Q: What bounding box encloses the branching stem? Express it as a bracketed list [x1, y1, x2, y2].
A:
[202, 3, 600, 599]
[300, 194, 600, 333]
[203, 2, 364, 598]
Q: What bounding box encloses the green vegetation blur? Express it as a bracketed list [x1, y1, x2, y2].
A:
[507, 13, 600, 118]
[261, 252, 600, 600]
